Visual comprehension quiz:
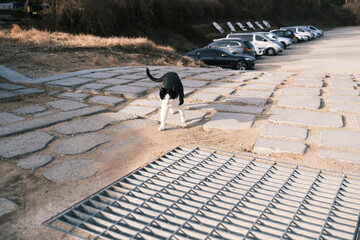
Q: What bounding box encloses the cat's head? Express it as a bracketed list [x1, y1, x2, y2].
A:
[159, 87, 178, 100]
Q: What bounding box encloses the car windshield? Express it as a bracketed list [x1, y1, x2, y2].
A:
[262, 34, 274, 41]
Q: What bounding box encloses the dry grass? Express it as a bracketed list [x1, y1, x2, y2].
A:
[0, 24, 204, 78]
[2, 24, 175, 53]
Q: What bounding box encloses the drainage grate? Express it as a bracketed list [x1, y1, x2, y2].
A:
[45, 146, 360, 240]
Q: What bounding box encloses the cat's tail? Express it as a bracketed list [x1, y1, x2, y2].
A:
[146, 68, 162, 82]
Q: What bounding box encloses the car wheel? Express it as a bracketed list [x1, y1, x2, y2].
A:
[234, 61, 247, 70]
[266, 48, 276, 56]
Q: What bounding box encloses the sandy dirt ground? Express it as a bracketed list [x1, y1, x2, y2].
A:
[1, 26, 360, 240]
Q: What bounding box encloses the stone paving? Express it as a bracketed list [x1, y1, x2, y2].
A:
[1, 65, 360, 192]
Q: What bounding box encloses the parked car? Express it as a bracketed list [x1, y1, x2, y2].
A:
[226, 33, 283, 56]
[253, 31, 292, 49]
[270, 29, 298, 43]
[281, 27, 312, 41]
[299, 25, 324, 37]
[206, 39, 256, 58]
[185, 48, 256, 70]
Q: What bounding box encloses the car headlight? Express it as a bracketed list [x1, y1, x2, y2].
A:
[244, 57, 253, 61]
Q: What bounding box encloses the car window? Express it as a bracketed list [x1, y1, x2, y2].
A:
[210, 42, 220, 47]
[219, 42, 230, 47]
[229, 35, 252, 41]
[255, 35, 265, 41]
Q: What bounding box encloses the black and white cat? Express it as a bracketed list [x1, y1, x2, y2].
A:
[146, 68, 186, 131]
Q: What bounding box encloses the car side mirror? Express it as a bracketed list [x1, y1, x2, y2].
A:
[262, 39, 267, 42]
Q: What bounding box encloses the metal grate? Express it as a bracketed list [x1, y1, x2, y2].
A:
[44, 146, 360, 240]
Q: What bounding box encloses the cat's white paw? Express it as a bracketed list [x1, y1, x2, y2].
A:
[181, 117, 186, 123]
[158, 126, 165, 131]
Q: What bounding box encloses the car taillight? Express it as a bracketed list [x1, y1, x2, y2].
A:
[244, 48, 252, 52]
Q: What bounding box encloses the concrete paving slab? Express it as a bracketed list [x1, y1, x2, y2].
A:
[128, 80, 159, 88]
[356, 116, 360, 128]
[129, 99, 161, 107]
[119, 106, 157, 117]
[331, 102, 360, 113]
[200, 87, 235, 95]
[292, 79, 324, 87]
[203, 112, 255, 131]
[223, 74, 255, 82]
[58, 92, 89, 101]
[211, 82, 243, 88]
[15, 88, 45, 95]
[52, 112, 136, 135]
[236, 90, 273, 98]
[321, 130, 360, 149]
[328, 89, 359, 96]
[319, 150, 360, 164]
[0, 90, 17, 101]
[33, 69, 96, 83]
[0, 132, 54, 158]
[116, 74, 146, 80]
[105, 85, 148, 99]
[89, 96, 125, 107]
[79, 72, 119, 79]
[0, 198, 17, 218]
[150, 110, 207, 128]
[254, 139, 307, 155]
[328, 83, 356, 90]
[13, 105, 47, 115]
[190, 73, 223, 81]
[43, 158, 97, 183]
[17, 155, 53, 170]
[278, 95, 322, 109]
[328, 78, 355, 84]
[181, 80, 210, 88]
[187, 103, 264, 114]
[55, 133, 112, 155]
[282, 87, 321, 96]
[0, 106, 107, 138]
[76, 83, 110, 94]
[98, 79, 133, 85]
[0, 65, 32, 83]
[0, 83, 26, 90]
[261, 124, 308, 140]
[33, 111, 56, 118]
[46, 99, 89, 111]
[250, 77, 286, 85]
[242, 83, 277, 91]
[269, 108, 343, 128]
[225, 96, 268, 105]
[46, 77, 96, 88]
[188, 93, 222, 102]
[0, 112, 25, 125]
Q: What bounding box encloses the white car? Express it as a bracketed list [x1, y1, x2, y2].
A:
[281, 27, 312, 41]
[226, 33, 283, 56]
[255, 32, 292, 49]
[301, 25, 324, 37]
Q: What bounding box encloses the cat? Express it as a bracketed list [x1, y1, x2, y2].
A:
[146, 68, 186, 131]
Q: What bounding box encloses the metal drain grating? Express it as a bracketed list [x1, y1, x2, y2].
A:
[45, 146, 360, 240]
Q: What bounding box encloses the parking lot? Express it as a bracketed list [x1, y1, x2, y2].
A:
[0, 26, 360, 239]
